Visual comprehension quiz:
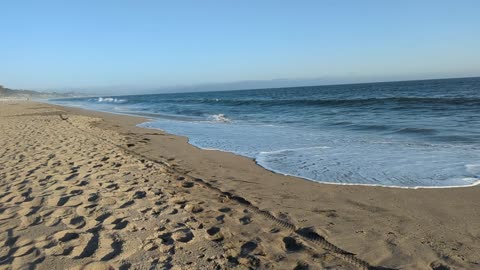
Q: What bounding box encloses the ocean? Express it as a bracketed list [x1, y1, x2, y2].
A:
[51, 77, 480, 188]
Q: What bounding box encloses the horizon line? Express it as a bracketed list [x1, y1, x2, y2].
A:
[69, 75, 480, 98]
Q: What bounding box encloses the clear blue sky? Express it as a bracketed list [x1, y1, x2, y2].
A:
[1, 0, 480, 93]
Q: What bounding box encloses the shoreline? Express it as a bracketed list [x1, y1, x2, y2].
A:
[2, 101, 479, 269]
[52, 100, 480, 190]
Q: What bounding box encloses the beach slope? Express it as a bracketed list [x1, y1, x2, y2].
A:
[0, 101, 479, 269]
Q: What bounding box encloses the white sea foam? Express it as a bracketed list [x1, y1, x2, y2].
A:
[137, 117, 480, 188]
[259, 146, 331, 154]
[209, 114, 231, 123]
[97, 97, 126, 103]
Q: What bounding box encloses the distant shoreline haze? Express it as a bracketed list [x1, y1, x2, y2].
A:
[13, 75, 480, 97]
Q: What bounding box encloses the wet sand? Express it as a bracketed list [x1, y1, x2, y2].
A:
[1, 101, 479, 270]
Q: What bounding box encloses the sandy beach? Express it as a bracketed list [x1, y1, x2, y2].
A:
[1, 101, 479, 270]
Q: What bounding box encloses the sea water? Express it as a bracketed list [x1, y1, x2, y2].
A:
[51, 77, 480, 187]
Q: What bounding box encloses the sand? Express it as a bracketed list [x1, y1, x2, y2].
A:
[0, 101, 479, 270]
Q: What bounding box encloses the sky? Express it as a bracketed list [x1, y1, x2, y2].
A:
[1, 0, 480, 94]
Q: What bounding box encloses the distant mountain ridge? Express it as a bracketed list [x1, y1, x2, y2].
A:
[0, 85, 78, 99]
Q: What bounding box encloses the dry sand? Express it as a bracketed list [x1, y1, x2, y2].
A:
[0, 101, 479, 270]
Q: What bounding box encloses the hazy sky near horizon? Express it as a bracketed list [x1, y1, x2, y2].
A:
[1, 0, 480, 93]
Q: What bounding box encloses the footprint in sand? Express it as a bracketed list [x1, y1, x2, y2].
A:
[0, 210, 17, 222]
[293, 261, 310, 270]
[64, 216, 86, 229]
[12, 243, 37, 258]
[55, 196, 71, 206]
[20, 214, 42, 228]
[41, 230, 94, 259]
[87, 193, 99, 202]
[10, 245, 44, 270]
[171, 227, 194, 243]
[218, 207, 231, 213]
[240, 241, 258, 257]
[239, 216, 252, 225]
[102, 215, 129, 231]
[184, 202, 204, 214]
[282, 237, 303, 252]
[132, 190, 146, 199]
[95, 233, 123, 261]
[76, 203, 100, 217]
[104, 183, 119, 191]
[184, 216, 203, 230]
[206, 226, 224, 242]
[119, 200, 135, 208]
[180, 181, 195, 188]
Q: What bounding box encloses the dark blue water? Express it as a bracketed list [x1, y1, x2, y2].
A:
[51, 77, 480, 187]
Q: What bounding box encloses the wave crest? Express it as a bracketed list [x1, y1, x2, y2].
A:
[93, 97, 127, 103]
[209, 114, 231, 123]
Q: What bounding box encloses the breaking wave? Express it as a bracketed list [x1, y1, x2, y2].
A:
[92, 97, 127, 103]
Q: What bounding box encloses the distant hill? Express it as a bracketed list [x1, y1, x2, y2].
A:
[0, 85, 78, 99]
